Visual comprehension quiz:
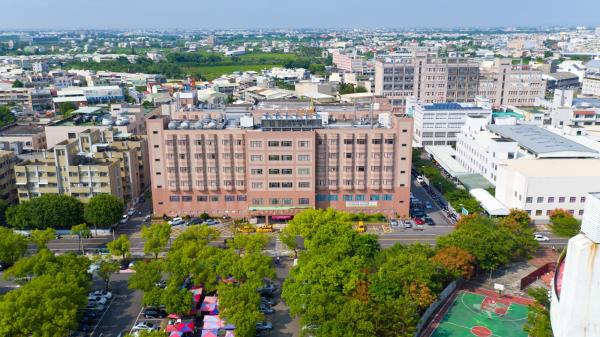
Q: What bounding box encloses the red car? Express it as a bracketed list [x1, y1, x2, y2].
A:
[413, 217, 425, 225]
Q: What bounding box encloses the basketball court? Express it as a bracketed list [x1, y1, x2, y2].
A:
[428, 290, 530, 337]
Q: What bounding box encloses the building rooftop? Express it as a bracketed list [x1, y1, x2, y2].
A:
[488, 124, 598, 158]
[499, 159, 600, 177]
[545, 72, 578, 81]
[422, 102, 486, 111]
[0, 124, 45, 136]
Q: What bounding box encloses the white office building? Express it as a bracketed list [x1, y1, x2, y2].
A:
[408, 98, 492, 147]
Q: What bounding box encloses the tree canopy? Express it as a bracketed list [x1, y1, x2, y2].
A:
[84, 194, 124, 228]
[141, 222, 171, 259]
[107, 234, 131, 260]
[549, 209, 581, 237]
[0, 227, 28, 266]
[6, 195, 84, 229]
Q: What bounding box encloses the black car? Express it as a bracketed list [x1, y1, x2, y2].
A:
[143, 307, 167, 319]
[423, 217, 435, 226]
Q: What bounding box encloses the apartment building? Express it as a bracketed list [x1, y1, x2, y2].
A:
[478, 59, 546, 107]
[0, 87, 30, 107]
[0, 150, 17, 204]
[147, 110, 413, 221]
[15, 128, 148, 203]
[0, 124, 47, 151]
[582, 60, 600, 98]
[331, 50, 368, 73]
[408, 98, 492, 147]
[374, 51, 480, 113]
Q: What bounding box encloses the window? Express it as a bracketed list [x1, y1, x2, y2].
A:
[548, 197, 555, 203]
[225, 195, 235, 202]
[559, 197, 565, 203]
[569, 197, 577, 203]
[169, 196, 180, 202]
[237, 195, 247, 201]
[383, 194, 393, 201]
[526, 197, 533, 203]
[251, 182, 263, 189]
[268, 141, 279, 147]
[384, 138, 394, 144]
[328, 195, 338, 201]
[250, 141, 262, 147]
[298, 168, 310, 175]
[372, 139, 382, 145]
[355, 195, 365, 201]
[343, 195, 353, 201]
[298, 182, 310, 188]
[370, 195, 380, 201]
[281, 182, 293, 188]
[298, 141, 310, 147]
[197, 195, 207, 202]
[298, 155, 310, 161]
[344, 139, 354, 145]
[68, 132, 76, 139]
[579, 210, 584, 216]
[251, 155, 262, 161]
[281, 141, 292, 147]
[537, 197, 543, 203]
[252, 198, 263, 205]
[299, 198, 310, 205]
[182, 196, 192, 202]
[282, 169, 293, 175]
[210, 196, 219, 202]
[345, 153, 353, 159]
[251, 169, 263, 175]
[581, 197, 587, 203]
[535, 210, 542, 216]
[269, 182, 281, 188]
[269, 169, 280, 175]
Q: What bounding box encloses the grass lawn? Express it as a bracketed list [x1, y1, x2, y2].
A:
[182, 64, 281, 80]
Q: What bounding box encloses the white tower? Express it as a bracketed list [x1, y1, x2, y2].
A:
[550, 192, 600, 336]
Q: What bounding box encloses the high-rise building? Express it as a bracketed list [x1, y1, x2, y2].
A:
[581, 60, 600, 98]
[478, 59, 546, 107]
[374, 51, 480, 113]
[15, 128, 148, 204]
[551, 192, 600, 336]
[147, 110, 413, 221]
[0, 150, 18, 204]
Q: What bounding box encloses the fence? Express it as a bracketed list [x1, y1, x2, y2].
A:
[415, 279, 462, 336]
[520, 262, 557, 290]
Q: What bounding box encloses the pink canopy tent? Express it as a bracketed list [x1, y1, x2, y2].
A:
[201, 330, 218, 337]
[203, 321, 221, 330]
[175, 322, 194, 333]
[203, 296, 218, 303]
[165, 324, 179, 333]
[224, 331, 235, 337]
[191, 287, 203, 302]
[169, 332, 183, 337]
[203, 315, 221, 322]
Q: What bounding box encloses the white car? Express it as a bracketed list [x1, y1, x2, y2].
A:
[127, 208, 136, 216]
[120, 215, 129, 224]
[87, 263, 100, 274]
[132, 321, 159, 331]
[88, 295, 108, 305]
[534, 234, 550, 242]
[90, 290, 112, 300]
[416, 176, 424, 184]
[168, 217, 184, 226]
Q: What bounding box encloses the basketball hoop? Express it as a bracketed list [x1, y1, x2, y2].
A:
[494, 283, 505, 297]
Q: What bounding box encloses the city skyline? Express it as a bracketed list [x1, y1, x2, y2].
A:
[1, 0, 600, 30]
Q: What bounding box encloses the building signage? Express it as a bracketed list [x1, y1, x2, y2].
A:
[345, 201, 378, 207]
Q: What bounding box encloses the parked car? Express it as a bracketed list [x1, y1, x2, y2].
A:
[143, 307, 167, 319]
[168, 217, 185, 226]
[534, 234, 550, 242]
[132, 321, 159, 331]
[143, 214, 152, 223]
[425, 201, 433, 209]
[260, 297, 276, 306]
[120, 215, 129, 224]
[256, 321, 273, 331]
[204, 219, 219, 225]
[187, 218, 203, 225]
[259, 304, 274, 314]
[423, 216, 435, 226]
[416, 176, 424, 184]
[257, 225, 273, 233]
[413, 217, 425, 225]
[86, 303, 105, 312]
[403, 220, 413, 229]
[258, 283, 276, 294]
[87, 295, 108, 305]
[90, 290, 112, 300]
[87, 263, 100, 274]
[389, 219, 399, 227]
[127, 208, 136, 216]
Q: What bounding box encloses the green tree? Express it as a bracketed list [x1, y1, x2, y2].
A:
[4, 250, 91, 288]
[437, 215, 537, 270]
[129, 260, 163, 293]
[218, 282, 264, 337]
[527, 287, 550, 308]
[524, 305, 553, 337]
[0, 106, 16, 128]
[0, 273, 88, 336]
[29, 228, 56, 250]
[549, 209, 581, 237]
[230, 233, 270, 256]
[5, 195, 84, 230]
[0, 227, 28, 266]
[57, 101, 77, 116]
[107, 234, 131, 260]
[98, 259, 120, 291]
[355, 86, 368, 93]
[71, 224, 91, 254]
[84, 194, 124, 229]
[11, 79, 23, 88]
[161, 285, 192, 315]
[141, 223, 171, 259]
[499, 209, 531, 230]
[338, 82, 356, 95]
[279, 231, 300, 258]
[432, 246, 475, 279]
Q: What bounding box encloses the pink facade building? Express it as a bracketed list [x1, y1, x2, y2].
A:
[147, 110, 413, 222]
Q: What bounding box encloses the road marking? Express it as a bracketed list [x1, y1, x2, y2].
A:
[90, 296, 115, 337]
[130, 306, 146, 334]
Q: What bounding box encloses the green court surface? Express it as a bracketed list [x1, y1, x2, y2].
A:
[430, 291, 529, 337]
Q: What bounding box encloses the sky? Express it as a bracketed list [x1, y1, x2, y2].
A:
[1, 0, 599, 30]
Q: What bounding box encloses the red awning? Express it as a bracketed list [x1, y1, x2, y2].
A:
[271, 215, 293, 220]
